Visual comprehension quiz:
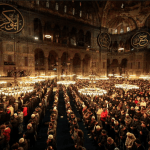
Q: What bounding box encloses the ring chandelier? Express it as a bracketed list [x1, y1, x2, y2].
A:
[78, 88, 107, 96]
[0, 86, 34, 96]
[115, 84, 139, 89]
[57, 81, 76, 86]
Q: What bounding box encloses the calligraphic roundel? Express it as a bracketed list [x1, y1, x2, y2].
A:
[97, 32, 111, 48]
[0, 3, 24, 33]
[131, 31, 150, 49]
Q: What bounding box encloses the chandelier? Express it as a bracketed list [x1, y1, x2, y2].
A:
[115, 84, 139, 90]
[0, 86, 34, 96]
[57, 80, 76, 86]
[78, 87, 107, 96]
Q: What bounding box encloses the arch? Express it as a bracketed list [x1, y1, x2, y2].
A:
[145, 15, 150, 28]
[111, 59, 119, 66]
[73, 53, 81, 74]
[111, 41, 118, 53]
[110, 59, 120, 75]
[34, 18, 43, 40]
[48, 51, 58, 70]
[83, 54, 91, 75]
[61, 52, 70, 74]
[53, 24, 60, 43]
[61, 52, 70, 66]
[70, 27, 77, 46]
[107, 59, 110, 76]
[120, 58, 128, 74]
[62, 26, 69, 45]
[34, 48, 45, 70]
[77, 29, 84, 46]
[85, 31, 91, 47]
[44, 22, 53, 42]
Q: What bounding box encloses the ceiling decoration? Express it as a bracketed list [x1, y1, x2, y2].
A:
[100, 1, 150, 32]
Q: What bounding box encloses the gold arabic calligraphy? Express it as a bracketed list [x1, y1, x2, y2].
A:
[133, 34, 149, 47]
[99, 34, 110, 48]
[0, 9, 22, 31]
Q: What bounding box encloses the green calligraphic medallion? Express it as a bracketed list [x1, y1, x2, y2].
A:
[97, 32, 111, 48]
[0, 3, 24, 33]
[131, 31, 150, 49]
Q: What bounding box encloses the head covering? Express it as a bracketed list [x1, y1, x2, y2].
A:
[92, 116, 95, 119]
[31, 114, 35, 118]
[14, 113, 17, 116]
[48, 134, 53, 140]
[96, 125, 100, 130]
[127, 132, 132, 137]
[19, 138, 24, 143]
[27, 123, 32, 128]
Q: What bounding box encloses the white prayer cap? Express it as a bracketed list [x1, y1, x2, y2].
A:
[14, 113, 17, 116]
[31, 114, 35, 118]
[19, 138, 24, 143]
[96, 125, 100, 130]
[27, 123, 32, 128]
[92, 116, 95, 119]
[48, 134, 53, 140]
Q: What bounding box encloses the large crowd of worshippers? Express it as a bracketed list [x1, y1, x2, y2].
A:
[0, 80, 55, 150]
[68, 78, 150, 150]
[0, 78, 150, 150]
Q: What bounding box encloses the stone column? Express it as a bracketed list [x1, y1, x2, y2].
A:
[45, 57, 48, 75]
[81, 59, 83, 76]
[70, 59, 73, 74]
[57, 58, 61, 80]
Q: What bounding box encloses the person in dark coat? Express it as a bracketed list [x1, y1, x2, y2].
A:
[19, 138, 28, 150]
[23, 123, 35, 148]
[119, 125, 127, 150]
[98, 130, 108, 150]
[46, 134, 56, 150]
[105, 137, 116, 150]
[134, 139, 145, 150]
[139, 122, 149, 149]
[75, 130, 84, 149]
[92, 125, 102, 142]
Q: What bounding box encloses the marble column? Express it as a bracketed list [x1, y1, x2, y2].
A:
[70, 59, 73, 75]
[45, 57, 48, 75]
[57, 58, 61, 80]
[81, 59, 83, 76]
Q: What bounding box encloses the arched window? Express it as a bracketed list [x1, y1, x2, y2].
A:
[78, 30, 84, 47]
[70, 27, 77, 46]
[55, 3, 59, 10]
[85, 31, 91, 46]
[64, 5, 67, 13]
[80, 11, 82, 17]
[46, 1, 49, 8]
[127, 27, 130, 32]
[73, 8, 75, 15]
[120, 29, 124, 34]
[34, 18, 43, 41]
[115, 29, 117, 34]
[87, 13, 89, 19]
[36, 0, 39, 5]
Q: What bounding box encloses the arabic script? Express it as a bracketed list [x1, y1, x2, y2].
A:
[132, 32, 150, 49]
[0, 4, 24, 33]
[98, 33, 111, 48]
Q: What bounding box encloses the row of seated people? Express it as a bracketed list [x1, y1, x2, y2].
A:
[69, 84, 149, 150]
[62, 86, 86, 150]
[46, 87, 59, 150]
[0, 81, 53, 150]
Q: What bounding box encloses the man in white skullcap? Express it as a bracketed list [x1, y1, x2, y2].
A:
[19, 137, 28, 150]
[46, 134, 56, 149]
[23, 123, 35, 147]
